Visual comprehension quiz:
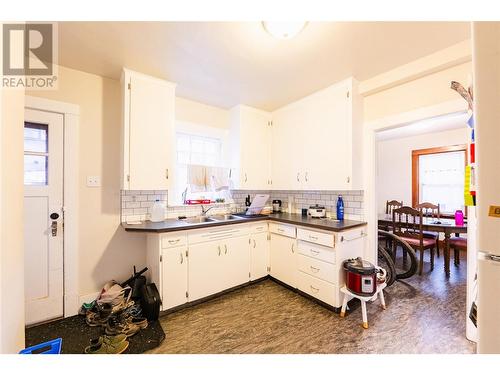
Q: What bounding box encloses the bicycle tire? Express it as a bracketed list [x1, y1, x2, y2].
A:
[377, 244, 397, 286]
[378, 230, 418, 280]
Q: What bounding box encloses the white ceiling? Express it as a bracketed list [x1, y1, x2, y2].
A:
[376, 112, 469, 141]
[58, 22, 470, 111]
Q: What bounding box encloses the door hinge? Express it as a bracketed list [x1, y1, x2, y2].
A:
[267, 233, 271, 241]
[186, 250, 189, 257]
[126, 174, 130, 182]
[346, 90, 350, 98]
[166, 169, 169, 179]
[267, 266, 271, 272]
[249, 272, 251, 278]
[186, 291, 189, 298]
[160, 255, 162, 262]
[128, 82, 131, 90]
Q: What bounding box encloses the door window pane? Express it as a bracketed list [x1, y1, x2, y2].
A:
[24, 122, 48, 153]
[24, 122, 49, 186]
[24, 155, 48, 186]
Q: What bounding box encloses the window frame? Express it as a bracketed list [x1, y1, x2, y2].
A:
[411, 144, 468, 217]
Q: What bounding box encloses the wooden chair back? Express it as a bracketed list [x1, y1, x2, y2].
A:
[386, 200, 403, 215]
[392, 206, 424, 244]
[415, 202, 440, 219]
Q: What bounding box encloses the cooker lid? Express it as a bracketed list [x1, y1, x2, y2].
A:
[343, 257, 376, 275]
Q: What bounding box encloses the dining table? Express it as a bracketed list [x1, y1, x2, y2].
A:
[378, 213, 467, 277]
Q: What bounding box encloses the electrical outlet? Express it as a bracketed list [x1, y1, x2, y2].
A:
[86, 176, 101, 187]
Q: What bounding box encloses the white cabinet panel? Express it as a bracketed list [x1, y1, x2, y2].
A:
[229, 105, 272, 190]
[121, 69, 176, 190]
[250, 232, 270, 280]
[161, 246, 188, 310]
[221, 236, 251, 289]
[296, 271, 336, 306]
[270, 77, 362, 191]
[188, 241, 223, 301]
[270, 233, 297, 287]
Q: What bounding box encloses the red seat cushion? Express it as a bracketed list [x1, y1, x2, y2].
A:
[449, 237, 467, 250]
[398, 235, 436, 248]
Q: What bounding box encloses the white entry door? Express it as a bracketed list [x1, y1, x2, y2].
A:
[24, 108, 64, 325]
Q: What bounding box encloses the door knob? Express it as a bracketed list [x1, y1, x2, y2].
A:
[50, 212, 59, 220]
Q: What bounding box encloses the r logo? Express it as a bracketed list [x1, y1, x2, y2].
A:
[3, 23, 53, 76]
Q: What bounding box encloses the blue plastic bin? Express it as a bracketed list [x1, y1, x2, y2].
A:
[19, 338, 62, 354]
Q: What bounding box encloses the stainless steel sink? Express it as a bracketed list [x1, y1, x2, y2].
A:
[182, 216, 216, 224]
[211, 214, 240, 221]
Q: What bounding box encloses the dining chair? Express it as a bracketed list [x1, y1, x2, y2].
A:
[392, 206, 437, 275]
[386, 200, 403, 215]
[449, 235, 467, 266]
[415, 202, 441, 258]
[380, 200, 403, 249]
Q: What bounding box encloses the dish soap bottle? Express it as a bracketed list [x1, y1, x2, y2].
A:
[150, 199, 165, 222]
[336, 195, 344, 221]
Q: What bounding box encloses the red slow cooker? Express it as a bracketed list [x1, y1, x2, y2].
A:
[343, 257, 381, 297]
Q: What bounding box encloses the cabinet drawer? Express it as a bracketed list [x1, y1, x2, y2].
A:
[297, 240, 335, 264]
[188, 224, 250, 244]
[297, 227, 334, 248]
[250, 222, 268, 234]
[161, 233, 187, 248]
[269, 222, 296, 238]
[297, 254, 335, 284]
[297, 271, 335, 306]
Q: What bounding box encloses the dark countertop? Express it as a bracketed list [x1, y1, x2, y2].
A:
[122, 213, 366, 233]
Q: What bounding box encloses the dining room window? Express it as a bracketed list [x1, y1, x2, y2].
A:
[412, 145, 467, 214]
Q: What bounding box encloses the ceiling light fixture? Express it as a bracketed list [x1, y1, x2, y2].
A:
[262, 22, 307, 40]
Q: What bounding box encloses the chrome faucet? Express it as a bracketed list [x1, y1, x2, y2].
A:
[201, 205, 216, 217]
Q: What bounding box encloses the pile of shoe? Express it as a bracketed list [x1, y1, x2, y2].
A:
[81, 281, 149, 354]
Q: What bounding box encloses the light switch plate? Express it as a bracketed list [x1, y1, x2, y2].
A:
[86, 176, 101, 187]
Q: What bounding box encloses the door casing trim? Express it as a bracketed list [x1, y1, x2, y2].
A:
[25, 95, 80, 318]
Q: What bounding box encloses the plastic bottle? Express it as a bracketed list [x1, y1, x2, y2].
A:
[150, 199, 165, 222]
[455, 210, 464, 226]
[336, 195, 344, 221]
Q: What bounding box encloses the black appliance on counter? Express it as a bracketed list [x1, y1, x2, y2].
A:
[272, 199, 282, 213]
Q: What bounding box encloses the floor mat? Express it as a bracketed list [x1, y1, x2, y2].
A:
[25, 315, 165, 354]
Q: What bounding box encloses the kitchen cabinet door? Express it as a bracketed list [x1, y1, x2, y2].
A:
[220, 236, 250, 290]
[229, 105, 272, 190]
[188, 241, 223, 301]
[271, 106, 305, 190]
[161, 246, 188, 310]
[270, 233, 297, 287]
[303, 82, 350, 190]
[250, 232, 270, 280]
[121, 69, 176, 190]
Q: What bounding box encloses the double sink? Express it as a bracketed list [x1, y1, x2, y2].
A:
[182, 214, 242, 224]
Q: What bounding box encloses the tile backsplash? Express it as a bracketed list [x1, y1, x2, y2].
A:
[231, 190, 364, 221]
[121, 189, 364, 222]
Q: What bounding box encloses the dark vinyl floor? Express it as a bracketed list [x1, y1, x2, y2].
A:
[150, 251, 476, 354]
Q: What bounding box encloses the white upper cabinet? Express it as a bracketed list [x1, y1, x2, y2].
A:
[228, 105, 272, 190]
[121, 69, 176, 190]
[271, 78, 363, 190]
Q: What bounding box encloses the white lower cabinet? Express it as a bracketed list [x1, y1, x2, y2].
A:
[250, 232, 270, 281]
[161, 246, 188, 310]
[188, 241, 224, 301]
[270, 233, 297, 288]
[146, 222, 367, 311]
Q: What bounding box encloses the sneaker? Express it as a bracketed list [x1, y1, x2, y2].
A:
[105, 316, 140, 337]
[103, 334, 127, 345]
[84, 336, 129, 354]
[86, 303, 113, 327]
[126, 316, 148, 330]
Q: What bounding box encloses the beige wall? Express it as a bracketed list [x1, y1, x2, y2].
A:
[0, 87, 25, 353]
[364, 61, 472, 122]
[176, 96, 229, 129]
[376, 127, 468, 214]
[27, 66, 146, 296]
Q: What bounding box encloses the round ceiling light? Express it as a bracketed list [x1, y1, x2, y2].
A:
[262, 21, 307, 39]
